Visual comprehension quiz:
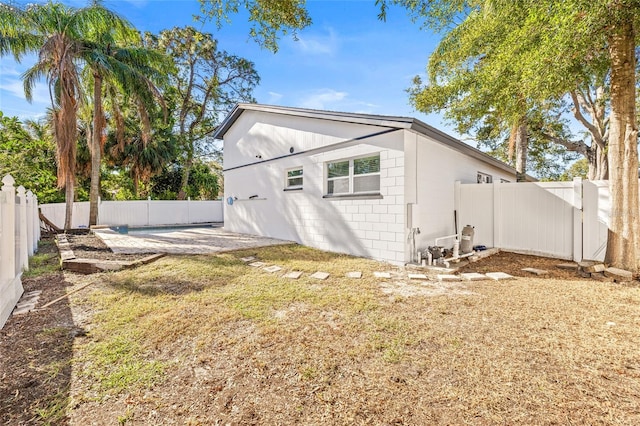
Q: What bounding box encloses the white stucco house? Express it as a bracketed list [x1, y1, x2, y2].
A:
[214, 103, 522, 264]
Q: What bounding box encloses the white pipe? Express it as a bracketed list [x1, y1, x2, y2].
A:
[435, 233, 459, 247]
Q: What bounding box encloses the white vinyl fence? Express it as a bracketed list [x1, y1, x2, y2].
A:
[456, 178, 615, 261]
[39, 198, 224, 229]
[1, 174, 41, 329]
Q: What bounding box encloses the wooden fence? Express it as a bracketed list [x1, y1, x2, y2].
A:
[456, 178, 614, 261]
[1, 174, 40, 329]
[39, 198, 224, 229]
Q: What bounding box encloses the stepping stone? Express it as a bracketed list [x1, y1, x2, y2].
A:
[557, 263, 578, 270]
[248, 262, 266, 268]
[407, 273, 428, 280]
[437, 274, 461, 282]
[522, 268, 548, 276]
[485, 272, 515, 281]
[460, 272, 487, 281]
[604, 267, 633, 282]
[13, 306, 34, 315]
[583, 263, 605, 273]
[23, 290, 42, 298]
[284, 271, 303, 279]
[374, 272, 391, 279]
[241, 256, 256, 262]
[346, 271, 362, 279]
[310, 272, 330, 280]
[263, 265, 282, 273]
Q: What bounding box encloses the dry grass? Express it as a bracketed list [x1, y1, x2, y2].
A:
[59, 244, 640, 424]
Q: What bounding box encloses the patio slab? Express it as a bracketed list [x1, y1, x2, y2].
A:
[93, 227, 294, 255]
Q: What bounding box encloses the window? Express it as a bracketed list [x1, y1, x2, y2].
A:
[500, 178, 510, 183]
[326, 154, 380, 195]
[285, 167, 303, 189]
[477, 171, 493, 184]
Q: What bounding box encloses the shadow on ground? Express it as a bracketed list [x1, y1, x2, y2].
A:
[0, 242, 80, 425]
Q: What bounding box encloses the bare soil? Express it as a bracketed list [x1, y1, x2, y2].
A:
[65, 234, 149, 262]
[458, 251, 586, 280]
[0, 240, 76, 425]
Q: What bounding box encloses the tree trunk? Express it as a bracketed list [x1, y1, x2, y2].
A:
[56, 79, 78, 230]
[604, 17, 639, 272]
[514, 120, 528, 182]
[596, 144, 609, 180]
[89, 74, 103, 226]
[177, 158, 192, 200]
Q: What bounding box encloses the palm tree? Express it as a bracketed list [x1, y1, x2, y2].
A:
[82, 22, 169, 225]
[0, 1, 134, 229]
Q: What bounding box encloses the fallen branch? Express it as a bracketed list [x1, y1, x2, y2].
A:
[38, 280, 96, 309]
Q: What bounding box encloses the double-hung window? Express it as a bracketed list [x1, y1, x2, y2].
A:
[326, 154, 380, 195]
[285, 167, 303, 189]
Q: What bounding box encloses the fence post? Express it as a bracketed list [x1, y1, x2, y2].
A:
[26, 190, 34, 256]
[572, 178, 583, 262]
[147, 196, 151, 226]
[1, 175, 16, 282]
[493, 181, 501, 248]
[187, 196, 191, 224]
[17, 186, 28, 271]
[33, 194, 40, 248]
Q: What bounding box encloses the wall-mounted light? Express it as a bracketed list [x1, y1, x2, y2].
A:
[255, 155, 262, 159]
[289, 147, 294, 154]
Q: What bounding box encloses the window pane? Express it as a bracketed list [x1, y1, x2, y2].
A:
[354, 175, 380, 193]
[328, 178, 349, 194]
[288, 177, 303, 187]
[288, 169, 302, 178]
[327, 160, 349, 178]
[354, 155, 380, 175]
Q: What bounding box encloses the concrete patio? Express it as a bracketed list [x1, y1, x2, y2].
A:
[93, 226, 294, 255]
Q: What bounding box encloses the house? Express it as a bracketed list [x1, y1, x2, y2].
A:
[213, 103, 521, 264]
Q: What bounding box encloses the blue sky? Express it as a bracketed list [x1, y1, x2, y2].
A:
[0, 1, 457, 134]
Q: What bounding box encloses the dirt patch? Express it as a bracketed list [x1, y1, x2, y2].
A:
[458, 250, 586, 280]
[65, 233, 151, 262]
[0, 240, 78, 425]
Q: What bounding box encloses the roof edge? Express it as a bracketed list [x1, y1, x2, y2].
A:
[214, 103, 534, 182]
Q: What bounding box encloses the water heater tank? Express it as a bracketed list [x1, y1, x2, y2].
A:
[461, 225, 475, 254]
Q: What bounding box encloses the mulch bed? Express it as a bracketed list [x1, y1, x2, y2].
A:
[458, 250, 585, 280]
[0, 240, 78, 425]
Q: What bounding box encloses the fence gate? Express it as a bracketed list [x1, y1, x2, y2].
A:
[456, 178, 612, 262]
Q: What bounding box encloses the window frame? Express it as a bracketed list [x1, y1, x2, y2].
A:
[325, 154, 381, 196]
[284, 166, 303, 190]
[477, 171, 493, 184]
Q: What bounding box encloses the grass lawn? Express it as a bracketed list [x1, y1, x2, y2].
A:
[6, 243, 640, 424]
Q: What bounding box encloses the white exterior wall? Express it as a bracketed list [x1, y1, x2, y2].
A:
[223, 111, 407, 263]
[408, 131, 516, 252]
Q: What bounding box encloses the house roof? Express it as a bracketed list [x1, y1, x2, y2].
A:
[214, 103, 530, 179]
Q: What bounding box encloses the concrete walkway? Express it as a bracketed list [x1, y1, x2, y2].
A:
[93, 227, 293, 255]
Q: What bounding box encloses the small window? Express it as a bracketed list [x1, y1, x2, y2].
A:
[286, 167, 303, 189]
[326, 154, 380, 195]
[477, 172, 493, 184]
[500, 178, 510, 183]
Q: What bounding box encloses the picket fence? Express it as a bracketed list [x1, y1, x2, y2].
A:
[1, 175, 41, 329]
[40, 198, 224, 229]
[456, 178, 612, 261]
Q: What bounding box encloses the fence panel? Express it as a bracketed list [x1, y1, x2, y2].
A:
[458, 181, 577, 260]
[582, 181, 610, 261]
[40, 199, 224, 228]
[1, 174, 40, 329]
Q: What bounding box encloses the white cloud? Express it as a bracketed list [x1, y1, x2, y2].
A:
[267, 91, 283, 104]
[0, 76, 50, 105]
[299, 89, 348, 110]
[294, 27, 339, 55]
